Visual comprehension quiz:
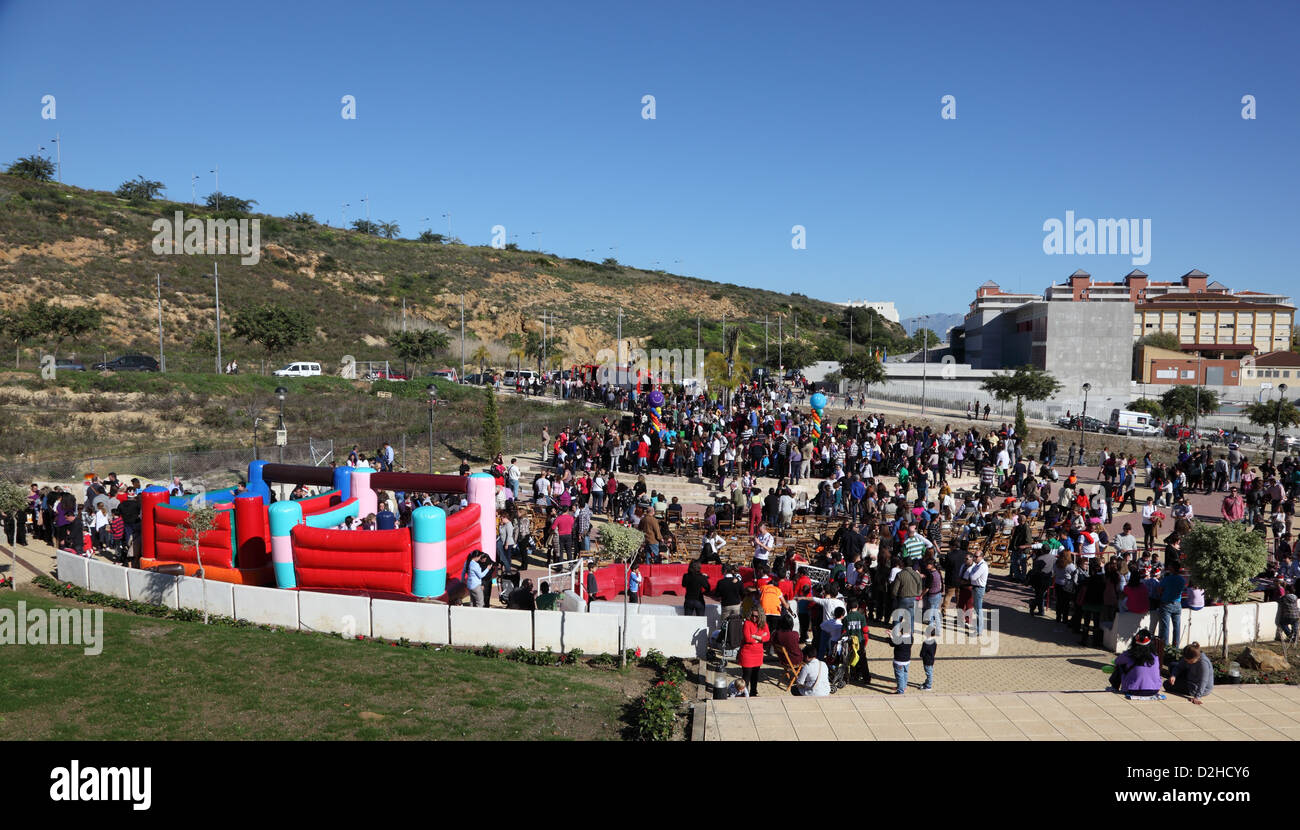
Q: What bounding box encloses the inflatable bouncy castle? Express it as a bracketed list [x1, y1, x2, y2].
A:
[138, 460, 496, 600]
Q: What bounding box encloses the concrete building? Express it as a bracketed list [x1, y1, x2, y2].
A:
[833, 300, 900, 324]
[1042, 268, 1294, 357]
[1135, 345, 1242, 387]
[1241, 350, 1300, 390]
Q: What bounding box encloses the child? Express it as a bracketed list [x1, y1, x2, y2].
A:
[892, 635, 913, 695]
[1028, 559, 1051, 617]
[920, 630, 937, 691]
[627, 562, 642, 604]
[819, 606, 845, 662]
[727, 678, 749, 698]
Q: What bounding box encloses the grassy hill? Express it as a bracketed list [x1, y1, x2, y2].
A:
[0, 173, 906, 374]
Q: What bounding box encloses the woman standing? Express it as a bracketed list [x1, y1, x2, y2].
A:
[738, 606, 771, 695]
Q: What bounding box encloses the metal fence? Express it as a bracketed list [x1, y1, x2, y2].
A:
[0, 410, 598, 488]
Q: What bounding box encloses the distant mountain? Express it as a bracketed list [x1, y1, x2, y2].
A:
[901, 312, 963, 336]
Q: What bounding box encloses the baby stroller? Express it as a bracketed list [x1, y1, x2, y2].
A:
[707, 614, 744, 672]
[828, 635, 851, 694]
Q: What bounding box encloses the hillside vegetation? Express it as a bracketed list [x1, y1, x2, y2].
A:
[0, 173, 910, 375]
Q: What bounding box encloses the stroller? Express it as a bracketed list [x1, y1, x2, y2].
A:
[707, 613, 744, 671]
[828, 635, 851, 694]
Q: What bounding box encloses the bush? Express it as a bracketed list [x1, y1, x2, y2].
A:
[631, 679, 685, 741]
[639, 648, 668, 671]
[597, 523, 644, 561]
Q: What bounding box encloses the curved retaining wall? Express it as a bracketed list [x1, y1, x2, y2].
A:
[54, 551, 707, 658]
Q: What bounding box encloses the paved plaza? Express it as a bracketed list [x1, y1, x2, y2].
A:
[702, 684, 1300, 741]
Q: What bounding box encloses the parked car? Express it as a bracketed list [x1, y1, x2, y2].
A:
[427, 369, 459, 383]
[367, 368, 408, 381]
[54, 358, 85, 372]
[273, 361, 322, 377]
[92, 354, 159, 372]
[1057, 415, 1105, 433]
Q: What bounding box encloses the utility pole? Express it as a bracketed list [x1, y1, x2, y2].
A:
[849, 314, 853, 354]
[210, 165, 219, 210]
[778, 315, 783, 370]
[697, 315, 701, 354]
[402, 297, 407, 332]
[617, 308, 623, 386]
[765, 315, 769, 368]
[213, 262, 222, 374]
[156, 274, 165, 372]
[51, 133, 60, 182]
[460, 294, 466, 381]
[921, 318, 929, 416]
[191, 174, 199, 206]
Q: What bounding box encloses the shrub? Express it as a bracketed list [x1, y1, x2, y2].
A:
[631, 679, 685, 741]
[597, 523, 644, 561]
[639, 648, 668, 671]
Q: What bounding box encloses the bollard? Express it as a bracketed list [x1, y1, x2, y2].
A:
[713, 677, 729, 701]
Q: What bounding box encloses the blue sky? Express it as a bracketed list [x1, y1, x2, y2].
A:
[2, 0, 1296, 318]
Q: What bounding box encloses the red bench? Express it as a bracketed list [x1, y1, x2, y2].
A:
[640, 563, 688, 597]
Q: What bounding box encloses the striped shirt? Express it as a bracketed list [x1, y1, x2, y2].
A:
[902, 534, 929, 560]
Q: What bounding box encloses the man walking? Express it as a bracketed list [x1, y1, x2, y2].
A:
[963, 549, 990, 636]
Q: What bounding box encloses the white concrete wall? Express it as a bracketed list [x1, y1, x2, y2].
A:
[57, 551, 89, 589]
[299, 592, 372, 638]
[232, 583, 300, 628]
[1106, 603, 1280, 653]
[176, 575, 235, 618]
[371, 599, 450, 644]
[623, 611, 710, 659]
[126, 569, 179, 610]
[448, 606, 533, 648]
[86, 558, 129, 600]
[1258, 602, 1279, 641]
[555, 611, 622, 654]
[41, 556, 708, 655]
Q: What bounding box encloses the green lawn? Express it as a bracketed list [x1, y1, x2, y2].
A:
[0, 590, 645, 740]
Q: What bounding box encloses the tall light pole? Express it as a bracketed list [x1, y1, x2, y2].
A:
[50, 132, 60, 182]
[156, 274, 166, 372]
[1193, 353, 1203, 439]
[442, 213, 453, 242]
[616, 307, 624, 386]
[252, 416, 262, 461]
[213, 263, 223, 374]
[210, 165, 219, 210]
[341, 202, 349, 228]
[427, 385, 438, 474]
[530, 230, 541, 251]
[190, 174, 199, 207]
[275, 386, 288, 464]
[1080, 382, 1092, 457]
[460, 295, 466, 382]
[1273, 383, 1289, 467]
[921, 314, 930, 416]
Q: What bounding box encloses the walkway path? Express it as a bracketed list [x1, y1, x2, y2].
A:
[702, 684, 1300, 741]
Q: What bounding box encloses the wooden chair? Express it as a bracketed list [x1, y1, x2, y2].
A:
[777, 646, 801, 693]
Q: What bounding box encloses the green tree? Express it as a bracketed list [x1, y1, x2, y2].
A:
[1, 301, 55, 367]
[840, 351, 887, 397]
[52, 304, 102, 353]
[481, 386, 501, 458]
[286, 212, 316, 224]
[391, 328, 450, 375]
[1137, 331, 1182, 351]
[204, 193, 256, 214]
[1243, 398, 1300, 434]
[351, 218, 380, 235]
[1182, 521, 1268, 658]
[232, 304, 313, 371]
[181, 501, 219, 624]
[1128, 398, 1164, 418]
[378, 221, 400, 239]
[781, 340, 816, 374]
[417, 230, 445, 243]
[907, 328, 942, 352]
[1160, 386, 1219, 424]
[0, 479, 28, 587]
[470, 345, 491, 377]
[980, 366, 1062, 436]
[115, 175, 165, 202]
[6, 155, 54, 181]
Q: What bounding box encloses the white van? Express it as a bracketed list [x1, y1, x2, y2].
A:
[273, 361, 322, 377]
[1109, 408, 1161, 437]
[504, 369, 539, 383]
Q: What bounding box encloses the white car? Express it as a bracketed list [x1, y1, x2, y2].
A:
[273, 361, 322, 377]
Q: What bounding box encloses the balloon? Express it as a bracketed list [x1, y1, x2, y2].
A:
[809, 392, 827, 411]
[647, 389, 665, 408]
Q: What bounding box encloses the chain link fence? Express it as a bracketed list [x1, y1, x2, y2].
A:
[0, 410, 599, 488]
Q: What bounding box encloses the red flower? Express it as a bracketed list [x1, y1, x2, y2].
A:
[357, 635, 365, 640]
[498, 649, 504, 654]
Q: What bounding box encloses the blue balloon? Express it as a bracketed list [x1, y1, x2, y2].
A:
[810, 392, 827, 411]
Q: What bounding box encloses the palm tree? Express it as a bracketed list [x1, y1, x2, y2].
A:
[470, 345, 491, 378]
[378, 221, 400, 239]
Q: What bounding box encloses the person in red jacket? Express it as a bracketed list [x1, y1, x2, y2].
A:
[739, 606, 771, 695]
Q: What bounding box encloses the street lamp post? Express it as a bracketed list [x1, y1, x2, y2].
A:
[1193, 354, 1203, 439]
[1273, 383, 1289, 467]
[252, 416, 262, 461]
[921, 315, 930, 416]
[275, 387, 288, 464]
[1080, 383, 1091, 457]
[427, 385, 438, 474]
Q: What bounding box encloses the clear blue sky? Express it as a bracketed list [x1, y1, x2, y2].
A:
[2, 1, 1296, 318]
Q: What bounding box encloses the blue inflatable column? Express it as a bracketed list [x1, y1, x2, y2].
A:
[269, 500, 304, 589]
